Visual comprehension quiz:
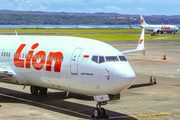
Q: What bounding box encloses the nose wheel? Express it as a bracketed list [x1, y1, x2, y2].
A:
[92, 102, 109, 119]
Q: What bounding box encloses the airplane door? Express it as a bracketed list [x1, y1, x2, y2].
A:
[0, 49, 5, 62]
[71, 48, 82, 75]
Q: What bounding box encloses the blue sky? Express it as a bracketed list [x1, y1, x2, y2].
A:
[0, 0, 180, 15]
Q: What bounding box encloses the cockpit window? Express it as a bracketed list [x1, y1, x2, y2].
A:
[105, 56, 119, 62]
[92, 56, 98, 63]
[119, 56, 127, 61]
[99, 56, 105, 63]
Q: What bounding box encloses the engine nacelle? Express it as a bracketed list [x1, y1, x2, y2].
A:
[153, 29, 159, 34]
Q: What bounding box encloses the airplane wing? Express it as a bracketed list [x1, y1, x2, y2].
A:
[121, 29, 145, 55]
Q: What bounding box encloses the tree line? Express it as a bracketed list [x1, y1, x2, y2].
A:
[0, 14, 179, 25]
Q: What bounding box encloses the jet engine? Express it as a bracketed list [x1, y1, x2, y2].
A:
[153, 29, 159, 34]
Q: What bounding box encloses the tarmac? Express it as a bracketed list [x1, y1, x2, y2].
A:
[0, 38, 180, 120]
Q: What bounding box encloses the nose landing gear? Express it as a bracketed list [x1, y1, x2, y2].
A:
[92, 101, 109, 119]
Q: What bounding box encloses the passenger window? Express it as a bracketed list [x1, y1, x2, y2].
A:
[28, 54, 30, 59]
[20, 53, 21, 58]
[9, 52, 10, 57]
[44, 55, 46, 60]
[119, 56, 127, 61]
[47, 56, 49, 61]
[61, 56, 64, 62]
[16, 53, 18, 58]
[99, 56, 105, 63]
[50, 56, 53, 61]
[4, 52, 6, 57]
[57, 56, 60, 62]
[1, 52, 3, 56]
[92, 56, 98, 63]
[25, 54, 27, 58]
[105, 56, 119, 62]
[41, 55, 43, 60]
[22, 54, 24, 58]
[6, 52, 8, 57]
[35, 55, 37, 59]
[54, 56, 56, 61]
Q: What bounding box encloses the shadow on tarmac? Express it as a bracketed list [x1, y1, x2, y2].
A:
[0, 87, 137, 120]
[129, 83, 154, 89]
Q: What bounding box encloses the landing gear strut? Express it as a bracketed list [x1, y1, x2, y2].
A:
[92, 101, 109, 119]
[30, 86, 48, 95]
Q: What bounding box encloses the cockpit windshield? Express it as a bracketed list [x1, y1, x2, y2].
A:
[92, 55, 127, 63]
[119, 56, 127, 61]
[99, 56, 105, 63]
[92, 56, 105, 64]
[105, 56, 119, 62]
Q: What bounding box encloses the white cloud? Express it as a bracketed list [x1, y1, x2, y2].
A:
[16, 6, 24, 10]
[33, 5, 50, 11]
[105, 6, 123, 12]
[83, 0, 98, 4]
[58, 7, 81, 12]
[89, 8, 103, 12]
[136, 7, 144, 11]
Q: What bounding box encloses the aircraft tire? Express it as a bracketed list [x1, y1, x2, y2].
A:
[39, 87, 48, 95]
[101, 108, 106, 116]
[30, 86, 39, 95]
[93, 108, 100, 118]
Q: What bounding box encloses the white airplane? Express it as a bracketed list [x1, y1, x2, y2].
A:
[140, 14, 179, 34]
[0, 29, 145, 119]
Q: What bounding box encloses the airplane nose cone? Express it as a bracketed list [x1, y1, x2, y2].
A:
[113, 63, 136, 92]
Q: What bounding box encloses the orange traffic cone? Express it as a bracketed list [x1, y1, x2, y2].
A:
[154, 78, 157, 84]
[162, 54, 166, 60]
[162, 52, 167, 60]
[150, 76, 153, 83]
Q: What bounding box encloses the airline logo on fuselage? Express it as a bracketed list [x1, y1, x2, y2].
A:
[141, 19, 144, 24]
[14, 43, 63, 72]
[161, 26, 170, 29]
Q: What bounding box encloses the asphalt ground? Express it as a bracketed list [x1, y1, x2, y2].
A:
[0, 31, 180, 35]
[0, 39, 180, 120]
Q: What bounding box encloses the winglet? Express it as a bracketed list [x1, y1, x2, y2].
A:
[136, 29, 145, 55]
[121, 29, 145, 55]
[15, 31, 18, 36]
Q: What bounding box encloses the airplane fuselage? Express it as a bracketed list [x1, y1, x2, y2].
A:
[140, 25, 179, 33]
[0, 35, 136, 96]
